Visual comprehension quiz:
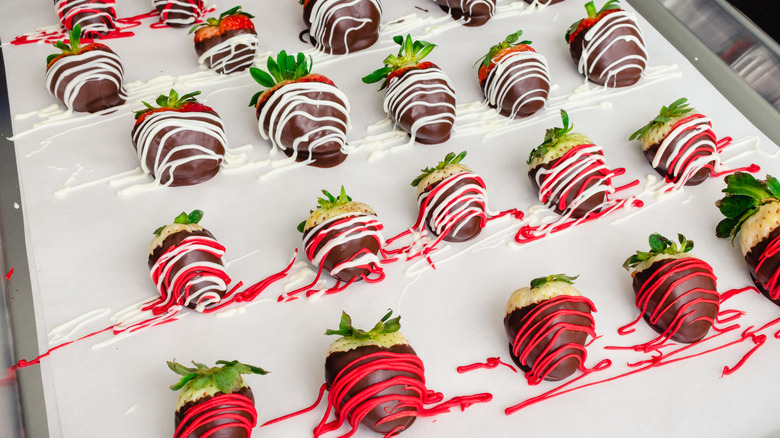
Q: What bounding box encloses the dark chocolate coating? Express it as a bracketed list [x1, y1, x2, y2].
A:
[420, 177, 483, 243]
[303, 0, 381, 54]
[149, 229, 225, 310]
[433, 0, 495, 26]
[154, 0, 204, 27]
[256, 86, 348, 168]
[746, 226, 780, 307]
[632, 257, 719, 343]
[174, 387, 255, 438]
[302, 214, 381, 282]
[568, 12, 645, 87]
[194, 28, 258, 74]
[325, 344, 419, 434]
[643, 130, 716, 186]
[386, 67, 455, 145]
[131, 110, 225, 186]
[503, 298, 592, 381]
[479, 53, 550, 119]
[528, 158, 605, 219]
[46, 47, 126, 113]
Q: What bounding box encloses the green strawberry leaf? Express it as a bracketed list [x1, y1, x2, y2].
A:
[530, 274, 578, 289]
[623, 232, 693, 270]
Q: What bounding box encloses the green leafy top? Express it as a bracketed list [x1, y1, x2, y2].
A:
[189, 6, 255, 33]
[622, 233, 694, 270]
[153, 209, 204, 236]
[715, 173, 780, 242]
[297, 187, 353, 233]
[628, 98, 693, 141]
[135, 89, 202, 120]
[47, 25, 84, 65]
[249, 51, 313, 107]
[167, 360, 268, 393]
[325, 310, 401, 340]
[362, 35, 436, 90]
[530, 274, 578, 289]
[411, 151, 467, 187]
[476, 30, 532, 69]
[527, 110, 574, 164]
[565, 0, 621, 43]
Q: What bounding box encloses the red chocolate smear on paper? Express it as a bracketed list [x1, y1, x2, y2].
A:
[457, 357, 517, 374]
[4, 267, 13, 279]
[262, 351, 491, 437]
[10, 251, 295, 372]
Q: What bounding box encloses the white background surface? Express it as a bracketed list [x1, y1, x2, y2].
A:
[2, 0, 780, 437]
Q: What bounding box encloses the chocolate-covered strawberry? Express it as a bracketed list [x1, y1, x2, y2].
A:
[477, 30, 550, 119]
[149, 210, 231, 313]
[362, 35, 456, 145]
[154, 0, 204, 27]
[250, 51, 350, 168]
[565, 0, 647, 87]
[45, 25, 126, 113]
[433, 0, 495, 26]
[299, 187, 384, 282]
[132, 89, 226, 186]
[55, 0, 117, 38]
[504, 274, 596, 383]
[527, 110, 617, 218]
[322, 310, 421, 435]
[168, 360, 267, 438]
[302, 0, 382, 54]
[623, 233, 719, 343]
[629, 98, 719, 188]
[190, 6, 258, 75]
[411, 151, 487, 243]
[716, 173, 780, 306]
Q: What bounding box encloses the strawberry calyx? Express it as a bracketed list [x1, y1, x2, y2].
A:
[325, 310, 401, 341]
[629, 97, 693, 141]
[297, 187, 353, 233]
[530, 274, 578, 289]
[527, 109, 575, 164]
[565, 0, 622, 44]
[153, 209, 204, 236]
[715, 173, 780, 243]
[476, 30, 533, 83]
[168, 360, 268, 394]
[46, 24, 107, 68]
[622, 233, 694, 270]
[190, 5, 255, 38]
[361, 34, 436, 90]
[249, 51, 325, 108]
[411, 151, 467, 187]
[134, 89, 206, 123]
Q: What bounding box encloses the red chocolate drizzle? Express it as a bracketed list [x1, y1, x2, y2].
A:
[501, 287, 776, 415]
[508, 295, 598, 384]
[278, 215, 389, 303]
[262, 351, 491, 437]
[4, 266, 13, 279]
[617, 257, 720, 350]
[174, 392, 256, 438]
[10, 243, 295, 371]
[518, 144, 641, 243]
[385, 172, 522, 266]
[751, 231, 780, 300]
[10, 7, 214, 46]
